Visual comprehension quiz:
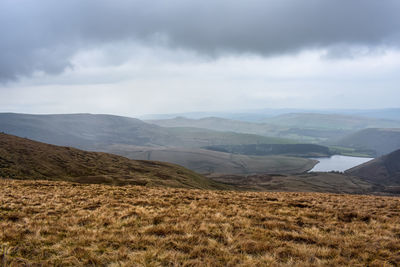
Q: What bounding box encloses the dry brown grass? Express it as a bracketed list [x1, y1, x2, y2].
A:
[0, 133, 229, 190]
[1, 179, 400, 266]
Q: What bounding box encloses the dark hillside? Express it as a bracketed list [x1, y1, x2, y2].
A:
[347, 149, 400, 186]
[0, 133, 229, 190]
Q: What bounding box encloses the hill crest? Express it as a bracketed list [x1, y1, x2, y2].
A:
[0, 133, 229, 190]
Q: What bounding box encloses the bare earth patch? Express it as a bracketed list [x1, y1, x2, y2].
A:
[1, 179, 400, 266]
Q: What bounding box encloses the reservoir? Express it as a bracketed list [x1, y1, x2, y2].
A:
[309, 155, 374, 172]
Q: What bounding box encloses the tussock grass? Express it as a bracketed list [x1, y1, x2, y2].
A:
[1, 179, 400, 266]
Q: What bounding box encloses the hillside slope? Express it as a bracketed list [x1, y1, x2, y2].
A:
[166, 126, 291, 146]
[0, 113, 178, 149]
[106, 145, 317, 175]
[208, 172, 374, 194]
[337, 128, 400, 156]
[0, 133, 229, 190]
[347, 149, 400, 187]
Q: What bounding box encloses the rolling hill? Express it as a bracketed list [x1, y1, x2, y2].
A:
[105, 145, 318, 175]
[147, 116, 279, 136]
[0, 113, 320, 176]
[147, 116, 349, 143]
[336, 128, 400, 156]
[347, 149, 400, 187]
[0, 113, 178, 149]
[147, 114, 399, 143]
[0, 113, 290, 149]
[260, 113, 400, 130]
[0, 133, 229, 190]
[351, 108, 400, 121]
[163, 126, 292, 146]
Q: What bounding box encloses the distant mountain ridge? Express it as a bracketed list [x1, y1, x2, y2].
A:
[147, 113, 400, 143]
[140, 108, 400, 122]
[260, 113, 400, 130]
[0, 113, 175, 149]
[0, 113, 288, 149]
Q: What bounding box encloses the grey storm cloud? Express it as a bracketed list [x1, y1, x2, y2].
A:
[1, 0, 400, 81]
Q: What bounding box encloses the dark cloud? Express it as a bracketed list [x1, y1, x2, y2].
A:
[1, 0, 400, 81]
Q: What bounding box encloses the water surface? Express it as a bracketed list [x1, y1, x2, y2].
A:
[309, 155, 374, 172]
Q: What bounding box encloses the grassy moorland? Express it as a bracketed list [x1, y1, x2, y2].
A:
[1, 179, 399, 266]
[0, 133, 229, 190]
[208, 172, 375, 194]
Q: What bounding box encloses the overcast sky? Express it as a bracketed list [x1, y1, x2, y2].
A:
[1, 0, 400, 116]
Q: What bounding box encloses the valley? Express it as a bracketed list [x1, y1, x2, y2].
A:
[1, 112, 400, 195]
[0, 113, 318, 175]
[1, 112, 400, 267]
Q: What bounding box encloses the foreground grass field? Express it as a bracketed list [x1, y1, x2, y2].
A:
[1, 179, 400, 266]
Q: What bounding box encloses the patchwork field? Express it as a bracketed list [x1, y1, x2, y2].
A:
[1, 179, 400, 266]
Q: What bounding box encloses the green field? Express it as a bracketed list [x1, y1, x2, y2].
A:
[328, 146, 375, 157]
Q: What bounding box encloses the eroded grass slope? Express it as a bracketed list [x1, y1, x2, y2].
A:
[1, 179, 400, 266]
